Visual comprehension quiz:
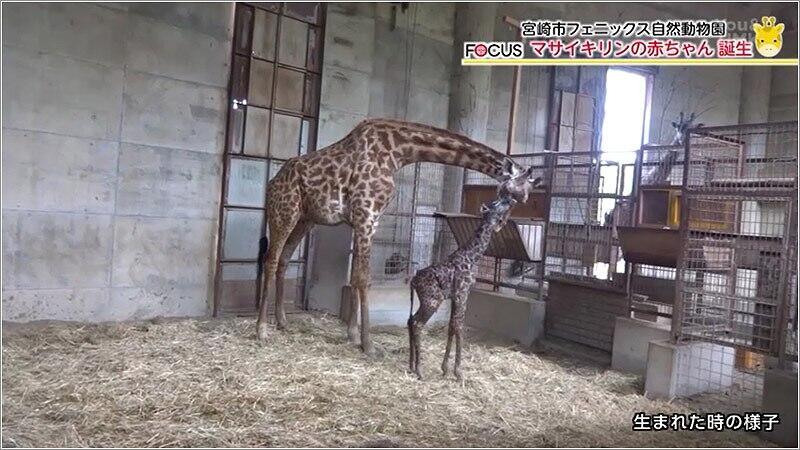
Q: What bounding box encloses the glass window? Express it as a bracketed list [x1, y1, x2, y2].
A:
[278, 17, 308, 68]
[270, 114, 302, 159]
[248, 59, 274, 108]
[223, 209, 264, 259]
[252, 9, 278, 60]
[243, 106, 270, 157]
[227, 158, 267, 207]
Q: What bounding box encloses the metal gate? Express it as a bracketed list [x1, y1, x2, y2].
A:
[213, 2, 326, 315]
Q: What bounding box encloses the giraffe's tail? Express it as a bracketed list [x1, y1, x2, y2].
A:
[257, 236, 269, 276]
[408, 279, 416, 327]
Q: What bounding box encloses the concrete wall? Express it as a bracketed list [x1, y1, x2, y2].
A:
[2, 3, 232, 322]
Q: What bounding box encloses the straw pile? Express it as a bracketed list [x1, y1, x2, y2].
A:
[2, 313, 771, 448]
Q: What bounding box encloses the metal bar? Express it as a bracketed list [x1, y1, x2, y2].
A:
[214, 3, 255, 317]
[537, 153, 554, 301]
[301, 4, 327, 310]
[670, 129, 694, 342]
[407, 162, 421, 277]
[629, 308, 673, 319]
[507, 65, 522, 155]
[475, 277, 540, 294]
[689, 120, 798, 133]
[774, 200, 794, 366]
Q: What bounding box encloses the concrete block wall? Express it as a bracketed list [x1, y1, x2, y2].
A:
[2, 3, 233, 322]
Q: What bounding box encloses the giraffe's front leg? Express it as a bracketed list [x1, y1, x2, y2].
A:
[351, 226, 376, 355]
[451, 275, 471, 381]
[442, 296, 457, 377]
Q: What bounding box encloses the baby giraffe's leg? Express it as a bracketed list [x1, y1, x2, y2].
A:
[442, 298, 456, 376]
[452, 276, 471, 381]
[409, 281, 445, 379]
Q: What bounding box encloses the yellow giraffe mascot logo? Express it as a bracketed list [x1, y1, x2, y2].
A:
[753, 16, 784, 57]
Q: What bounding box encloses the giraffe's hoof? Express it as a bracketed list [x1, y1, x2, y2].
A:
[256, 322, 269, 342]
[362, 343, 375, 356]
[454, 370, 463, 382]
[276, 321, 288, 331]
[347, 328, 359, 344]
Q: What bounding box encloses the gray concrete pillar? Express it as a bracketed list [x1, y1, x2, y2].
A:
[441, 2, 498, 214]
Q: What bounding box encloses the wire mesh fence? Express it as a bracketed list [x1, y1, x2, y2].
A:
[673, 121, 798, 413]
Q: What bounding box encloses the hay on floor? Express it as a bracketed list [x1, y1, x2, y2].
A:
[2, 313, 772, 448]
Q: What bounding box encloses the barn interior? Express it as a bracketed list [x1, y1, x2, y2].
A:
[2, 2, 798, 448]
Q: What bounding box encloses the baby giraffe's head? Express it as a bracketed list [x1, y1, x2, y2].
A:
[671, 112, 704, 146]
[498, 159, 544, 204]
[480, 195, 517, 232]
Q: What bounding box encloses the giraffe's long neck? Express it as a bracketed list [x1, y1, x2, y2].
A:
[461, 221, 498, 264]
[373, 119, 519, 181]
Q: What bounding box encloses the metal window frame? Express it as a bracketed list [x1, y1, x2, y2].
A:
[213, 2, 326, 316]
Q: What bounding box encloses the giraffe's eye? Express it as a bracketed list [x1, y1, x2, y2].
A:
[761, 39, 765, 43]
[773, 39, 777, 43]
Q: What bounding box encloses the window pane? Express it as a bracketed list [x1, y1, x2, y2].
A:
[285, 2, 321, 24]
[227, 157, 267, 207]
[270, 114, 302, 159]
[303, 73, 318, 115]
[231, 55, 249, 102]
[269, 160, 284, 180]
[300, 118, 316, 155]
[274, 68, 304, 112]
[284, 262, 305, 306]
[306, 27, 321, 72]
[257, 2, 280, 12]
[219, 263, 257, 312]
[227, 106, 245, 154]
[249, 59, 274, 108]
[252, 9, 277, 60]
[278, 17, 308, 68]
[234, 5, 254, 55]
[243, 106, 270, 157]
[223, 209, 264, 259]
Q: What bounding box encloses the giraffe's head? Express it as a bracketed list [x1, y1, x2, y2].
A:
[499, 160, 544, 204]
[480, 195, 517, 232]
[671, 112, 704, 146]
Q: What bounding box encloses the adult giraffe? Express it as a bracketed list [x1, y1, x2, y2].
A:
[257, 118, 539, 353]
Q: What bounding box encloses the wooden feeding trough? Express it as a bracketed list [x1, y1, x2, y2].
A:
[434, 212, 544, 262]
[617, 226, 681, 268]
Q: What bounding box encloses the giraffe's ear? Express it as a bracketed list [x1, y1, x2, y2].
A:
[776, 23, 785, 34]
[529, 176, 543, 186]
[479, 203, 490, 214]
[753, 22, 763, 32]
[502, 158, 521, 179]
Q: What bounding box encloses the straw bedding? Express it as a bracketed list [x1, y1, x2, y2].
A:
[2, 312, 771, 448]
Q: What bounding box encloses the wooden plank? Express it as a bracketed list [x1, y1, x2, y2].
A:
[548, 315, 615, 337]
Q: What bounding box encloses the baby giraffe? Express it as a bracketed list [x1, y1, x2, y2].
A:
[407, 192, 519, 381]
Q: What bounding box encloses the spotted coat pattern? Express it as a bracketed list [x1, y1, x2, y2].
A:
[256, 118, 540, 354]
[407, 193, 521, 380]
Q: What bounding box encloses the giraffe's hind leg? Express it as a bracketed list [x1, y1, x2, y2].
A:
[257, 222, 295, 341]
[274, 220, 313, 330]
[409, 278, 445, 379]
[257, 182, 302, 342]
